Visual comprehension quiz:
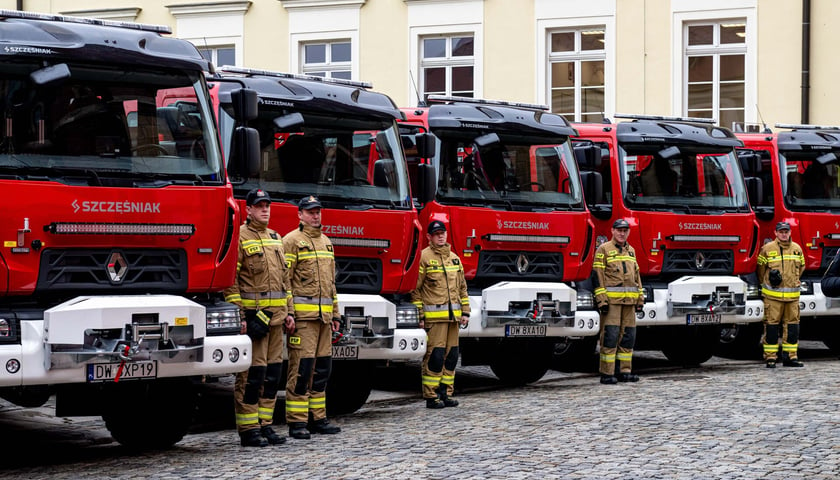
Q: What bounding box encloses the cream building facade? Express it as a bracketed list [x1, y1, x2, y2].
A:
[3, 0, 837, 128]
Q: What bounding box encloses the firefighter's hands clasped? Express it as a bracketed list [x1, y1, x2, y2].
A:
[598, 304, 609, 315]
[460, 315, 469, 329]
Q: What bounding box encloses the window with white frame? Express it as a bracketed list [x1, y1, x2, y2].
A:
[684, 21, 746, 128]
[420, 34, 474, 100]
[301, 40, 352, 80]
[198, 46, 236, 67]
[548, 28, 605, 123]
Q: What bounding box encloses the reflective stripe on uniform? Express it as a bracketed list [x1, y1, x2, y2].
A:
[235, 412, 259, 426]
[761, 286, 801, 299]
[296, 251, 335, 260]
[258, 407, 274, 421]
[422, 375, 441, 386]
[309, 397, 326, 409]
[782, 342, 798, 352]
[225, 293, 242, 303]
[441, 375, 455, 386]
[605, 286, 642, 299]
[240, 291, 288, 308]
[616, 352, 633, 362]
[424, 303, 462, 319]
[285, 400, 309, 413]
[763, 343, 778, 353]
[600, 353, 616, 362]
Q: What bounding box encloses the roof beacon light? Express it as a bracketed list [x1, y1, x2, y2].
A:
[775, 123, 840, 131]
[0, 9, 171, 34]
[427, 95, 550, 111]
[615, 113, 717, 125]
[217, 65, 372, 89]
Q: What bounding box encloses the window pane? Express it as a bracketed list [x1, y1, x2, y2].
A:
[551, 62, 574, 88]
[331, 71, 351, 80]
[581, 30, 604, 51]
[686, 109, 713, 119]
[551, 89, 574, 113]
[720, 83, 745, 108]
[582, 87, 604, 113]
[423, 38, 446, 59]
[197, 49, 212, 61]
[581, 61, 604, 87]
[687, 84, 713, 109]
[688, 56, 713, 82]
[719, 109, 744, 130]
[688, 25, 713, 46]
[452, 36, 474, 57]
[720, 54, 745, 81]
[305, 44, 326, 64]
[582, 113, 604, 123]
[452, 66, 473, 92]
[551, 32, 574, 53]
[331, 42, 351, 62]
[721, 23, 745, 44]
[217, 48, 235, 66]
[308, 72, 326, 77]
[424, 67, 445, 94]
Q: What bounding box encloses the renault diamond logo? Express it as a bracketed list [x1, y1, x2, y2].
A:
[106, 252, 128, 283]
[694, 251, 706, 270]
[516, 253, 529, 274]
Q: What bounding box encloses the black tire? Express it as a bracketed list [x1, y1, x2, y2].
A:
[326, 361, 374, 416]
[489, 340, 553, 385]
[716, 323, 763, 360]
[661, 325, 722, 366]
[102, 379, 197, 450]
[552, 336, 598, 373]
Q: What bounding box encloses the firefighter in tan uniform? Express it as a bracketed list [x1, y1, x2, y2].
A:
[283, 195, 342, 439]
[412, 220, 470, 409]
[593, 218, 645, 385]
[224, 188, 294, 447]
[757, 221, 806, 368]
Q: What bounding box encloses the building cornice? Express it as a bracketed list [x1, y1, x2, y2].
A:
[280, 0, 366, 10]
[167, 1, 252, 16]
[60, 8, 141, 20]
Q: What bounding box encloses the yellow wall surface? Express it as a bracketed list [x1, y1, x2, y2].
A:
[359, 0, 409, 105]
[483, 0, 535, 104]
[241, 2, 288, 71]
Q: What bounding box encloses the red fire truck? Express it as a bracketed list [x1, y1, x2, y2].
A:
[573, 115, 763, 365]
[205, 67, 428, 414]
[400, 97, 600, 384]
[725, 124, 840, 355]
[0, 11, 255, 448]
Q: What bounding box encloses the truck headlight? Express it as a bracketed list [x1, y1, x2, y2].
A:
[576, 291, 595, 310]
[746, 283, 761, 300]
[206, 308, 241, 336]
[396, 305, 420, 328]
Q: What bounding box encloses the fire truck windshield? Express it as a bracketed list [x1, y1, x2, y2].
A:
[434, 136, 584, 210]
[620, 144, 749, 212]
[779, 150, 840, 211]
[221, 107, 412, 209]
[0, 63, 224, 185]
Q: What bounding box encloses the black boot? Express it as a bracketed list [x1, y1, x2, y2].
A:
[766, 359, 777, 368]
[426, 397, 445, 409]
[240, 428, 268, 447]
[260, 425, 286, 445]
[311, 418, 341, 434]
[437, 386, 459, 407]
[288, 422, 311, 440]
[600, 375, 618, 385]
[618, 372, 640, 383]
[782, 358, 804, 367]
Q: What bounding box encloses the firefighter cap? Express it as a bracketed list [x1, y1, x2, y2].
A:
[427, 220, 447, 234]
[246, 188, 271, 206]
[613, 218, 631, 229]
[776, 221, 791, 231]
[298, 195, 322, 211]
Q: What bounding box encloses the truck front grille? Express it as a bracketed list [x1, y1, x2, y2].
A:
[36, 248, 187, 294]
[335, 257, 382, 294]
[662, 249, 733, 275]
[476, 250, 563, 283]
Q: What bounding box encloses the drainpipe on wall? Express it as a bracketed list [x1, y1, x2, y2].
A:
[802, 0, 811, 124]
[16, 0, 22, 11]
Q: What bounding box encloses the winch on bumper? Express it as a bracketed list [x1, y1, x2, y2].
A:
[41, 295, 249, 383]
[474, 282, 599, 337]
[639, 276, 750, 327]
[334, 294, 425, 361]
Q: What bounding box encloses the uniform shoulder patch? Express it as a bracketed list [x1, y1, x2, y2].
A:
[299, 240, 309, 248]
[452, 258, 460, 265]
[244, 245, 262, 255]
[270, 232, 278, 240]
[327, 245, 333, 252]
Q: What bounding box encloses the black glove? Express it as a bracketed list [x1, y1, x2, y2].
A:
[244, 309, 271, 340]
[769, 269, 783, 287]
[598, 304, 609, 315]
[635, 304, 644, 313]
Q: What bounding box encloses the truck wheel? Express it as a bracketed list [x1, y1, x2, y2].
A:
[326, 361, 374, 416]
[662, 325, 721, 366]
[716, 323, 763, 359]
[490, 340, 553, 385]
[551, 336, 598, 373]
[103, 378, 197, 450]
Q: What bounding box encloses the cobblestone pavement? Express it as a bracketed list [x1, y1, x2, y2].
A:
[1, 345, 838, 479]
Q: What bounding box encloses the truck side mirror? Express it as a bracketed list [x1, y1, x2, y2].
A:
[574, 145, 601, 170]
[415, 133, 437, 159]
[745, 177, 765, 208]
[580, 171, 612, 220]
[416, 163, 436, 204]
[737, 152, 761, 176]
[231, 88, 258, 122]
[232, 126, 260, 178]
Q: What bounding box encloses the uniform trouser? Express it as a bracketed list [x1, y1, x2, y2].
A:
[421, 321, 460, 399]
[234, 319, 285, 433]
[285, 320, 333, 424]
[762, 299, 801, 361]
[599, 304, 637, 375]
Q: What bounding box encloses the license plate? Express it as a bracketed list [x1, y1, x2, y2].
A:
[332, 344, 359, 359]
[505, 324, 547, 337]
[686, 314, 722, 325]
[87, 361, 157, 382]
